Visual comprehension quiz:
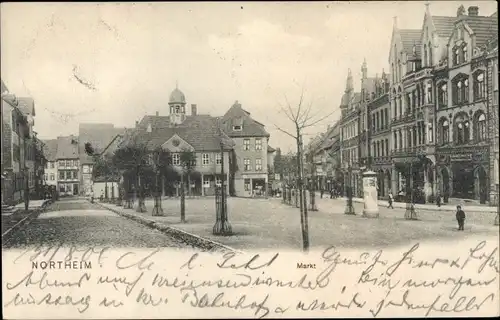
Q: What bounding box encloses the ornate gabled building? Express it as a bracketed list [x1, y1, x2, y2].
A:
[434, 5, 498, 204]
[339, 69, 362, 197]
[366, 71, 392, 198]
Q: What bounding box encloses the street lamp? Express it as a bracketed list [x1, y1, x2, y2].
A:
[344, 162, 355, 215]
[213, 134, 232, 235]
[404, 154, 425, 220]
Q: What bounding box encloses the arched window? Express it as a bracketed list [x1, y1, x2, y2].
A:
[376, 113, 380, 131]
[428, 42, 433, 66]
[438, 82, 448, 107]
[474, 72, 485, 100]
[175, 105, 180, 113]
[454, 47, 460, 65]
[462, 44, 468, 62]
[406, 92, 412, 114]
[416, 85, 421, 107]
[476, 113, 486, 141]
[385, 138, 389, 156]
[377, 141, 380, 157]
[398, 60, 402, 82]
[398, 130, 403, 149]
[426, 83, 433, 104]
[381, 140, 385, 156]
[424, 44, 428, 67]
[454, 115, 470, 144]
[394, 131, 398, 150]
[464, 78, 469, 103]
[441, 119, 450, 144]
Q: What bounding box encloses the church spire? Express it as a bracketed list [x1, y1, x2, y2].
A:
[345, 69, 353, 93]
[361, 58, 367, 79]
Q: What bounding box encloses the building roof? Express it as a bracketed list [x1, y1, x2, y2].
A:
[56, 135, 79, 159]
[41, 139, 58, 161]
[169, 88, 186, 104]
[1, 80, 8, 94]
[222, 101, 270, 138]
[431, 16, 456, 38]
[132, 116, 234, 152]
[464, 15, 498, 48]
[400, 29, 422, 56]
[79, 123, 127, 163]
[268, 145, 276, 153]
[17, 97, 35, 116]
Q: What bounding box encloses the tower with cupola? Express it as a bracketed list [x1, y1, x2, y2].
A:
[169, 83, 187, 125]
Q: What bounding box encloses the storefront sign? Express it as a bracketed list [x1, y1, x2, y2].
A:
[450, 154, 472, 161]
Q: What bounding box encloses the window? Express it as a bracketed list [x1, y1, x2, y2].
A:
[45, 162, 48, 169]
[83, 165, 89, 174]
[243, 139, 250, 151]
[454, 47, 460, 65]
[454, 116, 470, 145]
[58, 171, 64, 180]
[244, 158, 251, 171]
[385, 138, 389, 155]
[202, 153, 210, 165]
[255, 159, 262, 171]
[393, 132, 398, 150]
[453, 78, 468, 105]
[255, 138, 262, 150]
[216, 153, 222, 165]
[441, 119, 449, 144]
[50, 162, 55, 169]
[476, 113, 486, 141]
[60, 185, 65, 193]
[438, 83, 448, 107]
[428, 42, 433, 66]
[474, 72, 485, 100]
[73, 171, 78, 179]
[463, 79, 469, 103]
[462, 45, 468, 62]
[59, 160, 65, 168]
[50, 173, 55, 181]
[215, 179, 222, 187]
[66, 160, 71, 167]
[172, 153, 180, 165]
[244, 179, 251, 191]
[203, 179, 210, 188]
[426, 83, 432, 104]
[44, 173, 48, 181]
[428, 123, 433, 143]
[233, 125, 242, 131]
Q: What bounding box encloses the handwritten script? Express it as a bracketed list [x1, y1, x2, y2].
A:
[3, 239, 499, 318]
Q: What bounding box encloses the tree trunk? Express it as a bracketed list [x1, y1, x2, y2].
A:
[187, 173, 191, 197]
[296, 131, 309, 253]
[181, 172, 186, 222]
[135, 167, 147, 213]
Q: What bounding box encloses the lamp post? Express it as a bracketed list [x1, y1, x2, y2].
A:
[404, 154, 425, 220]
[213, 135, 232, 235]
[344, 162, 355, 215]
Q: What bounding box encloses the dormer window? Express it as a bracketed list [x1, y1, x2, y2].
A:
[233, 125, 242, 131]
[175, 106, 180, 113]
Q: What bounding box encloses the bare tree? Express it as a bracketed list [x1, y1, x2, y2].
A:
[273, 88, 336, 252]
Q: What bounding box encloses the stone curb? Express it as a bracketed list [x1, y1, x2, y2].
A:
[93, 201, 243, 254]
[1, 207, 44, 239]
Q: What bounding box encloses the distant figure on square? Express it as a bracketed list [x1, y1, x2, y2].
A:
[320, 188, 324, 199]
[388, 191, 394, 209]
[456, 205, 466, 231]
[436, 193, 441, 207]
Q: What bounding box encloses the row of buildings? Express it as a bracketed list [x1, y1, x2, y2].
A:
[40, 87, 276, 198]
[1, 80, 46, 205]
[306, 4, 498, 205]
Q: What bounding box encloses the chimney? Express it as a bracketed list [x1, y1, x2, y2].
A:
[234, 100, 242, 108]
[155, 111, 159, 116]
[468, 6, 479, 16]
[135, 121, 139, 128]
[191, 104, 197, 116]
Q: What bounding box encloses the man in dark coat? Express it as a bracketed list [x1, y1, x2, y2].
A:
[456, 205, 466, 231]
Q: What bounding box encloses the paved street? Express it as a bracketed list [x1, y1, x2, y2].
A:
[2, 197, 198, 249]
[96, 196, 499, 251]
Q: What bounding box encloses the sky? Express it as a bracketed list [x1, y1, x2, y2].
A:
[1, 1, 497, 153]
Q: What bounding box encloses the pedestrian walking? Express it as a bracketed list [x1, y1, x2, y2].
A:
[388, 191, 394, 209]
[436, 193, 441, 207]
[320, 189, 324, 199]
[456, 205, 466, 231]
